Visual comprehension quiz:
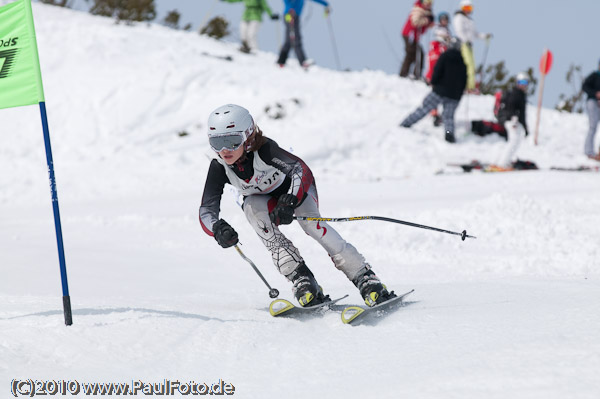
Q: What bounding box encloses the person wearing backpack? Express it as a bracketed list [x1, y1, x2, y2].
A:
[582, 61, 600, 160]
[469, 90, 508, 139]
[495, 73, 530, 168]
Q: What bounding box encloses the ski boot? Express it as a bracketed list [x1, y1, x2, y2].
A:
[239, 41, 251, 54]
[353, 270, 396, 307]
[445, 130, 456, 143]
[289, 262, 326, 307]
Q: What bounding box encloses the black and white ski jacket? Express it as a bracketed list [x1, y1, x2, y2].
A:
[199, 138, 313, 236]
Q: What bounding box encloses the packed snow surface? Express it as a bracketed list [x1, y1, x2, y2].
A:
[1, 4, 599, 399]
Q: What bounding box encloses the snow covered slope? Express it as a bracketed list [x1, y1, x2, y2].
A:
[1, 4, 599, 399]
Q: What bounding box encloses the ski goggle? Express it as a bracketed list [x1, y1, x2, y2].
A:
[517, 79, 529, 86]
[461, 5, 473, 13]
[208, 132, 245, 152]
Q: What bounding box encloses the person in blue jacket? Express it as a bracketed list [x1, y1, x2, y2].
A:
[276, 0, 331, 68]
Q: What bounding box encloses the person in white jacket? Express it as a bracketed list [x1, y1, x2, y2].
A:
[452, 0, 491, 91]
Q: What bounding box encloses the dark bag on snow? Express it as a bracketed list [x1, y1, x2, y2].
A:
[511, 159, 538, 170]
[471, 120, 508, 140]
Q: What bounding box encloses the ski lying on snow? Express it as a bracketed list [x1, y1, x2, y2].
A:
[269, 295, 349, 317]
[341, 289, 415, 326]
[437, 162, 512, 174]
[444, 161, 537, 173]
[440, 161, 600, 174]
[550, 165, 600, 172]
[201, 52, 233, 62]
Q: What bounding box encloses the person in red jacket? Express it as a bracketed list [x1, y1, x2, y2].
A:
[425, 12, 450, 83]
[399, 0, 434, 79]
[426, 11, 451, 126]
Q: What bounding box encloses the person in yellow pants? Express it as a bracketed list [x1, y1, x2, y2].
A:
[452, 0, 491, 92]
[461, 43, 474, 90]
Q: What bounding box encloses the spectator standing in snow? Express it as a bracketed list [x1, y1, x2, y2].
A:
[452, 0, 491, 92]
[495, 73, 530, 169]
[276, 0, 330, 68]
[400, 38, 466, 143]
[221, 0, 279, 53]
[425, 12, 451, 83]
[582, 61, 600, 161]
[399, 0, 434, 80]
[426, 11, 452, 126]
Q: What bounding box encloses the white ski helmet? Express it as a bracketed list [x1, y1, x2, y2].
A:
[459, 0, 473, 12]
[207, 104, 255, 152]
[516, 72, 529, 85]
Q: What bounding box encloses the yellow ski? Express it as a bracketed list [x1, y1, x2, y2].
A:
[269, 295, 349, 317]
[341, 290, 415, 325]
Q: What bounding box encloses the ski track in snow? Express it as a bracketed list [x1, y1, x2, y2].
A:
[1, 4, 599, 399]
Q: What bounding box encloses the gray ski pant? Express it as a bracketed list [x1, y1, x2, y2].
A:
[585, 98, 600, 156]
[401, 91, 459, 134]
[243, 183, 369, 282]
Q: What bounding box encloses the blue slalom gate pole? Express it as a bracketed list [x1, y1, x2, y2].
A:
[39, 101, 72, 326]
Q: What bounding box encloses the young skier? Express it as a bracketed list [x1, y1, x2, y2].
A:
[199, 104, 394, 307]
[221, 0, 279, 53]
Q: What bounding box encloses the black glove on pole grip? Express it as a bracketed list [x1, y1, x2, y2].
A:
[213, 219, 239, 248]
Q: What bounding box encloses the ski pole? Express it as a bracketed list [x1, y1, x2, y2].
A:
[234, 244, 280, 298]
[286, 12, 296, 46]
[478, 37, 491, 88]
[198, 0, 219, 33]
[293, 216, 476, 241]
[326, 14, 342, 70]
[415, 39, 422, 79]
[381, 27, 401, 64]
[276, 15, 281, 50]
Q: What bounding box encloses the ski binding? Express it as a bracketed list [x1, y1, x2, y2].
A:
[269, 295, 349, 317]
[341, 289, 415, 325]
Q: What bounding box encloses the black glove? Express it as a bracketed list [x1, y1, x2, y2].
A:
[269, 194, 299, 226]
[271, 13, 280, 20]
[212, 219, 239, 248]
